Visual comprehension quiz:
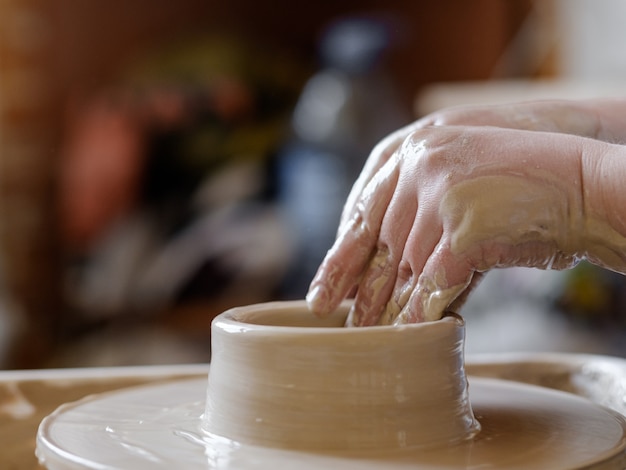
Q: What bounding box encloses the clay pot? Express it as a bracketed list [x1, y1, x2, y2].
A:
[202, 300, 480, 451]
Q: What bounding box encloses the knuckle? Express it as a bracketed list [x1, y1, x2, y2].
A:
[374, 239, 390, 257]
[396, 259, 414, 284]
[429, 109, 460, 126]
[402, 126, 487, 176]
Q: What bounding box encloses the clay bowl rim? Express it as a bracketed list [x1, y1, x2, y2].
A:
[212, 299, 463, 335]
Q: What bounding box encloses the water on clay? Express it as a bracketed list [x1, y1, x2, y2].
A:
[37, 301, 626, 469]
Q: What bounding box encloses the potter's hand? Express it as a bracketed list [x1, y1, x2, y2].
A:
[306, 124, 626, 325]
[336, 99, 626, 236]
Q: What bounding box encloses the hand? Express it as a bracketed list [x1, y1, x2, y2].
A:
[338, 99, 625, 238]
[306, 117, 626, 326]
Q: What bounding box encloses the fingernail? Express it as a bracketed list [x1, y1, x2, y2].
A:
[306, 284, 328, 316]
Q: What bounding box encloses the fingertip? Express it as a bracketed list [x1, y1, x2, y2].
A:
[306, 284, 330, 317]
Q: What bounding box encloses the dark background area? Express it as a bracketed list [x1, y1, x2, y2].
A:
[1, 0, 579, 369]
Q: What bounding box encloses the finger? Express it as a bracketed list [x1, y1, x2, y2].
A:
[376, 259, 417, 325]
[395, 240, 474, 323]
[307, 156, 401, 317]
[348, 244, 393, 326]
[338, 123, 419, 233]
[376, 206, 444, 325]
[349, 176, 419, 326]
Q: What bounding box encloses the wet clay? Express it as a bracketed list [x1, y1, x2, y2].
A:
[440, 175, 581, 270]
[37, 375, 626, 469]
[204, 301, 479, 450]
[413, 170, 626, 324]
[36, 301, 626, 469]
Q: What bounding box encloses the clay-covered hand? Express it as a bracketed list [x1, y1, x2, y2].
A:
[329, 99, 626, 244]
[337, 99, 626, 236]
[306, 123, 626, 326]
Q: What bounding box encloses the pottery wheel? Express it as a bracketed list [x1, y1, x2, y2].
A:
[36, 375, 626, 470]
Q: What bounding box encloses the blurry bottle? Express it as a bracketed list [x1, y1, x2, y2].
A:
[278, 15, 409, 297]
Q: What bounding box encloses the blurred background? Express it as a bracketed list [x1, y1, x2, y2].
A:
[1, 0, 626, 369]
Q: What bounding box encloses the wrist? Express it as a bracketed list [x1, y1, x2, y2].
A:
[580, 140, 626, 271]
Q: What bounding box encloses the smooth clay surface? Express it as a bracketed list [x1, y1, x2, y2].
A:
[203, 300, 479, 450]
[36, 375, 626, 469]
[35, 301, 626, 469]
